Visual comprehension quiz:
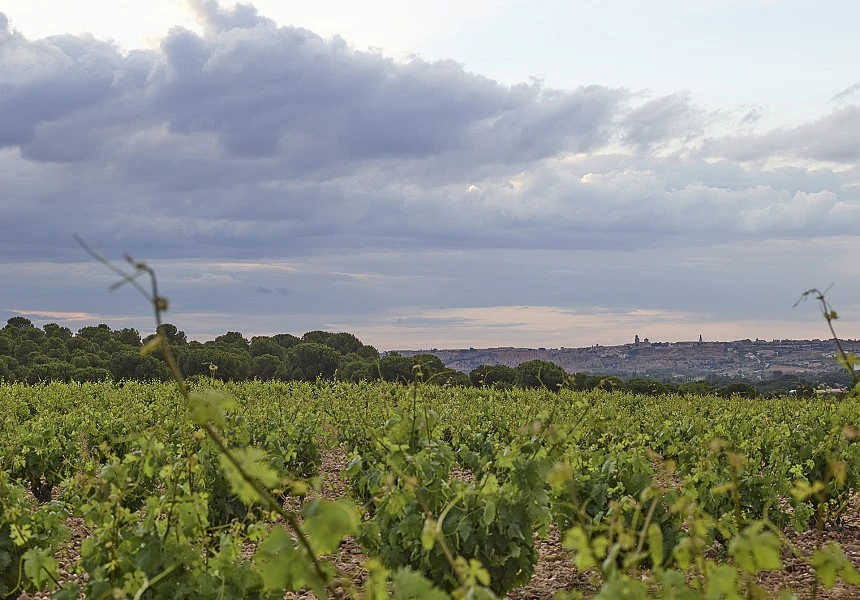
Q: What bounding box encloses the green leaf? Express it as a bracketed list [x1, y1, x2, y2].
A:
[547, 462, 573, 490]
[457, 519, 473, 544]
[655, 569, 699, 600]
[482, 500, 497, 527]
[254, 526, 309, 592]
[10, 523, 32, 546]
[469, 558, 491, 586]
[728, 525, 782, 573]
[218, 446, 281, 505]
[189, 389, 236, 427]
[751, 536, 782, 571]
[563, 526, 597, 570]
[301, 498, 359, 555]
[647, 523, 663, 569]
[813, 548, 839, 589]
[421, 517, 437, 551]
[391, 568, 450, 600]
[594, 573, 648, 599]
[790, 480, 824, 502]
[706, 564, 740, 600]
[53, 582, 83, 600]
[811, 543, 860, 588]
[22, 548, 59, 590]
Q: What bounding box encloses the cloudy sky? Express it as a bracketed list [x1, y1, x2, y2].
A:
[2, 0, 860, 349]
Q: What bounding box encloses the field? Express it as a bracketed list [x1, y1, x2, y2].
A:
[2, 380, 860, 599]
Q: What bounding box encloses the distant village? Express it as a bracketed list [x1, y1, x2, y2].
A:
[398, 336, 860, 383]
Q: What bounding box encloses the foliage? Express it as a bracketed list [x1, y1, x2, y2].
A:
[345, 402, 547, 596]
[517, 360, 567, 391]
[0, 470, 69, 596]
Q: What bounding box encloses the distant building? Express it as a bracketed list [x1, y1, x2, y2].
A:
[634, 335, 640, 344]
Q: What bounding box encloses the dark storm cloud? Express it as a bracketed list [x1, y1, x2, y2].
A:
[0, 1, 858, 270]
[0, 2, 627, 168]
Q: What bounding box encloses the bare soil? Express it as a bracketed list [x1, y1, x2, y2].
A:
[16, 450, 860, 598]
[303, 450, 860, 599]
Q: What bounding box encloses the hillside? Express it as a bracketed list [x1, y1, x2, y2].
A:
[397, 338, 860, 379]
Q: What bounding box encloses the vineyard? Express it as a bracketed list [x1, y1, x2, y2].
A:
[1, 379, 860, 599]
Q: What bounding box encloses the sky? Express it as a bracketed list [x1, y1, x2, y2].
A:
[2, 0, 860, 349]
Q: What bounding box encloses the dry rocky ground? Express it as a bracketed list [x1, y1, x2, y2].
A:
[16, 449, 860, 599]
[289, 451, 860, 599]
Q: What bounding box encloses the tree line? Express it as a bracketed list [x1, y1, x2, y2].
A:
[0, 317, 466, 386]
[0, 317, 831, 397]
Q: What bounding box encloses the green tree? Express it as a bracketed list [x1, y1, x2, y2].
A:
[271, 333, 301, 349]
[376, 352, 414, 383]
[0, 356, 19, 382]
[302, 331, 364, 355]
[678, 380, 715, 396]
[470, 364, 520, 388]
[410, 353, 446, 381]
[252, 354, 281, 380]
[0, 357, 14, 382]
[434, 369, 470, 387]
[113, 327, 141, 347]
[249, 337, 285, 359]
[72, 367, 112, 382]
[719, 382, 758, 399]
[214, 331, 249, 350]
[625, 378, 667, 396]
[77, 324, 113, 346]
[110, 351, 169, 381]
[45, 347, 69, 362]
[157, 323, 187, 346]
[336, 354, 372, 382]
[595, 375, 623, 391]
[66, 337, 97, 354]
[4, 316, 33, 329]
[177, 347, 251, 381]
[355, 344, 380, 360]
[14, 340, 40, 364]
[284, 343, 340, 381]
[43, 323, 72, 340]
[517, 359, 567, 391]
[27, 360, 74, 383]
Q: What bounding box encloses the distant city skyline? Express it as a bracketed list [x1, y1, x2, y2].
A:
[2, 1, 860, 349]
[396, 338, 859, 380]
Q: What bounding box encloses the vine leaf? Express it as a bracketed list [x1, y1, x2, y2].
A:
[23, 548, 59, 589]
[391, 568, 450, 600]
[218, 447, 280, 505]
[811, 543, 860, 588]
[301, 498, 360, 555]
[728, 524, 782, 573]
[254, 526, 312, 592]
[188, 390, 236, 428]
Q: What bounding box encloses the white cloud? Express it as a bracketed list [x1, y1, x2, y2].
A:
[2, 3, 860, 348]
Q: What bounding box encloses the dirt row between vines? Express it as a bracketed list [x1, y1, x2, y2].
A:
[298, 450, 860, 600]
[17, 449, 860, 599]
